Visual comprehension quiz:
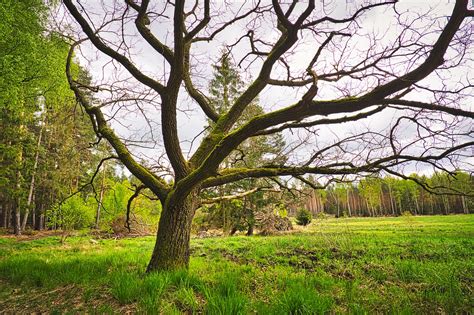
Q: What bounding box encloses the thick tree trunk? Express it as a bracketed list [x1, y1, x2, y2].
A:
[146, 190, 198, 272]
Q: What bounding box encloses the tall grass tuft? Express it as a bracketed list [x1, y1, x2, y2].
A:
[110, 272, 142, 304]
[204, 273, 248, 314]
[270, 281, 333, 314]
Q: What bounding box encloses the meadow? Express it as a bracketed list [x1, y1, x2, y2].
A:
[0, 215, 473, 314]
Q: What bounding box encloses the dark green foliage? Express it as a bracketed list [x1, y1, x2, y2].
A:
[296, 208, 312, 226]
[200, 52, 286, 235]
[0, 0, 102, 233]
[209, 52, 244, 115]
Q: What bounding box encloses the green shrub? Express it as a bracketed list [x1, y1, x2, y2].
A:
[296, 209, 312, 226]
[46, 195, 95, 230]
[315, 211, 328, 220]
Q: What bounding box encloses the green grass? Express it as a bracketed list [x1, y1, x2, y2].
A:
[0, 215, 473, 313]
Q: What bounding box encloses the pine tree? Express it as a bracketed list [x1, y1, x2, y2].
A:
[203, 51, 286, 235]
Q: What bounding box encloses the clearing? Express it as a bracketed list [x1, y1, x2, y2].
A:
[0, 215, 473, 313]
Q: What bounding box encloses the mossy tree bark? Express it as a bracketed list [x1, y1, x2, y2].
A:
[146, 190, 199, 272]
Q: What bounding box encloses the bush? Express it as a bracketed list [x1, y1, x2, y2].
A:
[296, 209, 312, 226]
[46, 195, 95, 231]
[315, 211, 328, 220]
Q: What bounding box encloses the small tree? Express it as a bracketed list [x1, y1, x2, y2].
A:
[203, 52, 286, 235]
[47, 194, 94, 243]
[296, 209, 312, 226]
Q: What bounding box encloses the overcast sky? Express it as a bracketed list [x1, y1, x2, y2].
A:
[64, 0, 473, 178]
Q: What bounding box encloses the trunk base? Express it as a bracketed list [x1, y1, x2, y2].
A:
[146, 191, 198, 273]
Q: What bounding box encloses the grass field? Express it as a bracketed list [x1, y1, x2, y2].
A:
[0, 215, 473, 314]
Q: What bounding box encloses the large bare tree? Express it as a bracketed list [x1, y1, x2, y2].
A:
[61, 0, 473, 271]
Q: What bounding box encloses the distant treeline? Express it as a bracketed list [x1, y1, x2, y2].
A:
[299, 172, 472, 217]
